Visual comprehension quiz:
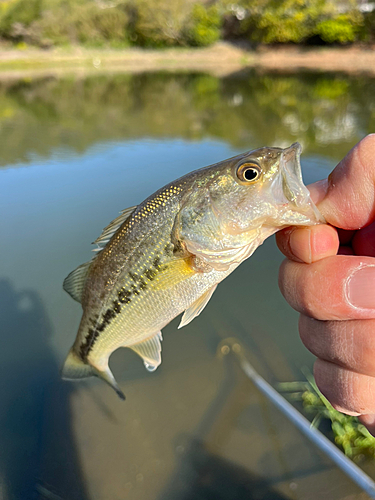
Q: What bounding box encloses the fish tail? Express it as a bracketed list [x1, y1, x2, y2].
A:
[61, 349, 125, 401]
[95, 365, 126, 401]
[61, 348, 94, 380]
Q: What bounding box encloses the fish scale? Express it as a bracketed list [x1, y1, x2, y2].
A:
[62, 143, 324, 399]
[86, 222, 230, 368]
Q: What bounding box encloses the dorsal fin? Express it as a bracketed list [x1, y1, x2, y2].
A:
[63, 260, 92, 303]
[93, 205, 137, 249]
[64, 205, 137, 303]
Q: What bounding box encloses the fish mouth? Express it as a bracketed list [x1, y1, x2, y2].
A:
[282, 142, 303, 183]
[276, 143, 325, 225]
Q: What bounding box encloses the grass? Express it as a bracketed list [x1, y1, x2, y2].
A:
[278, 370, 375, 461]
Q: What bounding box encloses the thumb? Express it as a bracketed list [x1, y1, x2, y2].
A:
[309, 134, 375, 231]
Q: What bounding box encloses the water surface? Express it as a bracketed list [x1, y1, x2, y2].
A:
[0, 69, 374, 500]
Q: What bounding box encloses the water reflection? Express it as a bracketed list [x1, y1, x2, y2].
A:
[159, 440, 290, 500]
[0, 279, 87, 500]
[0, 67, 373, 499]
[156, 348, 363, 500]
[0, 70, 374, 167]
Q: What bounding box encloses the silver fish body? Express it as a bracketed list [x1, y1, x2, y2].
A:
[62, 143, 323, 398]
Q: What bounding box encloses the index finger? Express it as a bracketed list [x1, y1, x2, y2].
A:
[276, 134, 375, 263]
[315, 134, 375, 230]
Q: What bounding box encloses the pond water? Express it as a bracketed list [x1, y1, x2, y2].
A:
[0, 69, 374, 500]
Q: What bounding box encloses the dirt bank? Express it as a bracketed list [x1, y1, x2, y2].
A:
[0, 42, 374, 79]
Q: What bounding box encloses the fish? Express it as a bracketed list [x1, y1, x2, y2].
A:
[62, 142, 324, 399]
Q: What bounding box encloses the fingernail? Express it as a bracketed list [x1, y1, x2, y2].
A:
[360, 414, 375, 426]
[347, 266, 375, 309]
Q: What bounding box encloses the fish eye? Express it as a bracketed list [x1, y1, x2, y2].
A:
[236, 163, 262, 183]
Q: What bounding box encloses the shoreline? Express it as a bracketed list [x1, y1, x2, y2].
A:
[0, 42, 375, 79]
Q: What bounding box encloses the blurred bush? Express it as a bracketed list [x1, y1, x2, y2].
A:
[0, 0, 42, 41]
[363, 9, 375, 42]
[315, 14, 362, 44]
[0, 0, 222, 48]
[129, 0, 221, 47]
[129, 0, 190, 47]
[223, 0, 365, 45]
[186, 4, 221, 47]
[34, 2, 129, 47]
[246, 0, 323, 44]
[0, 0, 371, 47]
[0, 0, 130, 47]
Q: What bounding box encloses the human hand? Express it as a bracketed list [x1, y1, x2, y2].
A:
[276, 134, 375, 435]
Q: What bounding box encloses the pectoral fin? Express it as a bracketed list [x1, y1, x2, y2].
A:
[178, 285, 217, 329]
[130, 332, 163, 372]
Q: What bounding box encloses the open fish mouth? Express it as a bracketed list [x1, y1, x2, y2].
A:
[277, 142, 325, 225]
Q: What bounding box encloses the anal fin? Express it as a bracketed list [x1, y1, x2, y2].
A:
[178, 285, 217, 329]
[130, 332, 162, 372]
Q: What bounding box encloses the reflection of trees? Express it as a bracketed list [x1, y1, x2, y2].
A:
[0, 69, 374, 167]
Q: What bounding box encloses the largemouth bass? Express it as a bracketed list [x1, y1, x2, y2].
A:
[62, 143, 323, 399]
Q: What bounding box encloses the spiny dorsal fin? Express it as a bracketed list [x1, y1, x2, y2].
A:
[63, 260, 92, 303]
[130, 332, 163, 372]
[178, 285, 217, 329]
[93, 205, 137, 249]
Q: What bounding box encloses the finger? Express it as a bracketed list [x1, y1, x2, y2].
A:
[278, 255, 375, 320]
[276, 224, 339, 263]
[352, 221, 375, 257]
[315, 134, 375, 230]
[299, 315, 375, 377]
[314, 358, 375, 415]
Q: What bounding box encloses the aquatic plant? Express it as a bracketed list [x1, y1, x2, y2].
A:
[278, 371, 375, 460]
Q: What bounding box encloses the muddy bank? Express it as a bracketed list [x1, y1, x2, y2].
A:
[0, 42, 375, 79]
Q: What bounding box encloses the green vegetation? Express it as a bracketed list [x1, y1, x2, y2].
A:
[0, 0, 222, 48]
[234, 0, 365, 45]
[0, 0, 372, 48]
[0, 70, 374, 167]
[42, 3, 130, 47]
[187, 4, 221, 47]
[279, 373, 375, 460]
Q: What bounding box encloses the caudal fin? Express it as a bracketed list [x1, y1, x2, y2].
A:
[61, 348, 125, 400]
[61, 348, 94, 379]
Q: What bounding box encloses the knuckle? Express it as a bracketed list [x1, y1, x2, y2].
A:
[314, 359, 375, 415]
[297, 273, 324, 318]
[298, 315, 319, 352]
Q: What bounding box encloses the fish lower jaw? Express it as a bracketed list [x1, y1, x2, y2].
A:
[276, 204, 324, 227]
